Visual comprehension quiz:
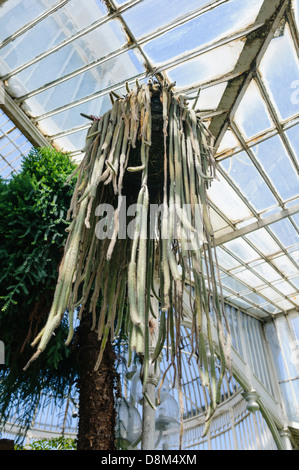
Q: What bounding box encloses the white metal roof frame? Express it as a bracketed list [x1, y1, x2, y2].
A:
[0, 0, 298, 319]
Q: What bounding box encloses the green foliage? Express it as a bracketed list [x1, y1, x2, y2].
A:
[0, 146, 78, 436]
[0, 146, 76, 314]
[15, 436, 77, 450]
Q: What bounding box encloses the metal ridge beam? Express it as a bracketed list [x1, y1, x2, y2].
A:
[209, 0, 291, 150]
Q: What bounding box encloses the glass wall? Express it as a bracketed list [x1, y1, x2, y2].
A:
[0, 109, 32, 178]
[225, 303, 275, 395]
[264, 312, 299, 423]
[165, 391, 278, 450]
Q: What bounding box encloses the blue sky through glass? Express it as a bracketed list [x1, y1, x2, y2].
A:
[251, 135, 299, 202]
[167, 39, 244, 88]
[220, 151, 277, 212]
[0, 110, 32, 179]
[122, 0, 211, 38]
[259, 24, 299, 121]
[142, 0, 263, 64]
[269, 218, 299, 248]
[0, 0, 53, 42]
[234, 80, 273, 139]
[286, 125, 299, 165]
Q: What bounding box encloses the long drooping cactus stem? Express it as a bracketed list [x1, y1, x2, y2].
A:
[24, 79, 231, 431]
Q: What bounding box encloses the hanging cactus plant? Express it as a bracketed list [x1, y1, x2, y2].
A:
[24, 79, 231, 433]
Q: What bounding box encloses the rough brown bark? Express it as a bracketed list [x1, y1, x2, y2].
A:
[0, 439, 14, 450]
[76, 312, 118, 451]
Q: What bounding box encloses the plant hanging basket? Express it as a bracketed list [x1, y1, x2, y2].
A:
[24, 79, 231, 434]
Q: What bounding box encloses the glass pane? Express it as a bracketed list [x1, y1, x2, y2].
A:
[259, 24, 299, 121]
[226, 305, 237, 350]
[234, 270, 263, 288]
[276, 316, 299, 377]
[0, 110, 32, 178]
[230, 297, 253, 312]
[216, 130, 239, 154]
[264, 322, 288, 381]
[290, 276, 299, 290]
[122, 0, 212, 39]
[243, 292, 269, 305]
[220, 275, 249, 294]
[54, 128, 87, 153]
[250, 261, 282, 282]
[142, 0, 263, 64]
[24, 49, 144, 115]
[251, 135, 299, 202]
[245, 228, 280, 256]
[223, 238, 259, 263]
[280, 381, 299, 421]
[186, 82, 227, 111]
[0, 0, 53, 42]
[215, 247, 241, 270]
[286, 124, 299, 166]
[209, 207, 230, 233]
[232, 308, 243, 356]
[234, 79, 273, 139]
[269, 218, 299, 248]
[220, 151, 278, 212]
[166, 39, 244, 89]
[288, 246, 299, 267]
[114, 0, 129, 5]
[38, 94, 112, 135]
[290, 314, 299, 341]
[207, 172, 253, 223]
[1, 24, 64, 74]
[275, 299, 295, 311]
[271, 254, 298, 276]
[272, 280, 297, 296]
[292, 213, 299, 232]
[7, 19, 129, 96]
[0, 0, 107, 73]
[292, 379, 299, 413]
[260, 303, 280, 314]
[258, 286, 281, 301]
[295, 0, 299, 27]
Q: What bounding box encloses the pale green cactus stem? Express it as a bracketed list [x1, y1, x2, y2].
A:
[128, 184, 146, 328]
[24, 197, 88, 370]
[104, 109, 125, 188]
[127, 164, 145, 172]
[151, 308, 166, 364]
[65, 308, 75, 347]
[24, 81, 231, 434]
[137, 184, 149, 389]
[129, 88, 139, 148]
[113, 272, 126, 338]
[75, 113, 109, 206]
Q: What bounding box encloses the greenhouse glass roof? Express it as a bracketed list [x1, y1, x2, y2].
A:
[0, 0, 298, 319]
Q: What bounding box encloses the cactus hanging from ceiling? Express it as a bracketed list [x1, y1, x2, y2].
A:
[24, 79, 231, 432]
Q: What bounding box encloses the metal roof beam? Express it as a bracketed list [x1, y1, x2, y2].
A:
[215, 113, 299, 161]
[0, 80, 49, 148]
[214, 203, 299, 245]
[209, 0, 291, 150]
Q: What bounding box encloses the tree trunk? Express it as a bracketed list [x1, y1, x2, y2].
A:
[76, 312, 118, 450]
